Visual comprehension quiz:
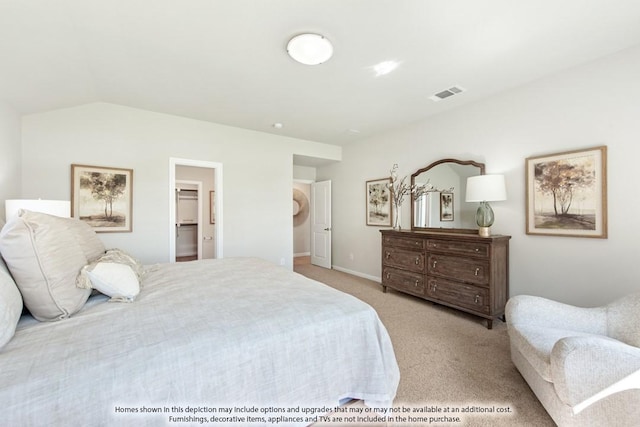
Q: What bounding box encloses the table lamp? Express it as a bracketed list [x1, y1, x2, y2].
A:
[5, 199, 71, 221]
[465, 175, 506, 237]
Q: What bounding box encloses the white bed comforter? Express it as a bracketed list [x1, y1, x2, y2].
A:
[1, 257, 399, 426]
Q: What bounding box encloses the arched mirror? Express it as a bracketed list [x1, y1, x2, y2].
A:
[411, 159, 485, 232]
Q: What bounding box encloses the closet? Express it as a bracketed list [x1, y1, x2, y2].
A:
[176, 187, 198, 259]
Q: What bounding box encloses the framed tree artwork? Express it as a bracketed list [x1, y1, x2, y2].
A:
[366, 177, 392, 226]
[440, 192, 454, 221]
[525, 146, 607, 238]
[71, 164, 133, 232]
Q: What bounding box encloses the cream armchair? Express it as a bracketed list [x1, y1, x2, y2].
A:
[506, 293, 640, 426]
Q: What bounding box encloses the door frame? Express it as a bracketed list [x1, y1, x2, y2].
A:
[169, 158, 223, 262]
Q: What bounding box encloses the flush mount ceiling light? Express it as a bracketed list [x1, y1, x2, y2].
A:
[287, 33, 333, 65]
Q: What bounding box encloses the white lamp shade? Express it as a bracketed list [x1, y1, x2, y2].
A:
[465, 175, 507, 202]
[287, 33, 333, 65]
[5, 199, 71, 221]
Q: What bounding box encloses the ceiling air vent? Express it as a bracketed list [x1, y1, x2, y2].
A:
[429, 85, 466, 102]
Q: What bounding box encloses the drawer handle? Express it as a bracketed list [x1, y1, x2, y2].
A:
[475, 295, 480, 304]
[474, 267, 480, 276]
[386, 273, 390, 279]
[475, 248, 479, 252]
[415, 257, 420, 265]
[432, 284, 438, 292]
[385, 252, 391, 259]
[415, 241, 420, 246]
[432, 260, 437, 268]
[415, 280, 420, 287]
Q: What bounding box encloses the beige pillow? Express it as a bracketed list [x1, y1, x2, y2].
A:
[0, 257, 23, 349]
[0, 211, 92, 321]
[67, 218, 105, 262]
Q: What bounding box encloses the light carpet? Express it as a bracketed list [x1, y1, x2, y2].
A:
[294, 264, 554, 426]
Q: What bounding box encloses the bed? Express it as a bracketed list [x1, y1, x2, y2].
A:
[0, 211, 399, 426]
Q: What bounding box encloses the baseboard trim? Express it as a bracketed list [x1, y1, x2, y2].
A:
[332, 265, 381, 283]
[294, 252, 311, 257]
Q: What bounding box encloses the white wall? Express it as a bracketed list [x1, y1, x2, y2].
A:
[21, 102, 341, 267]
[319, 45, 640, 307]
[0, 101, 22, 220]
[293, 165, 316, 181]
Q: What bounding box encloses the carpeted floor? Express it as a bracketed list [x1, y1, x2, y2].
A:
[294, 264, 555, 426]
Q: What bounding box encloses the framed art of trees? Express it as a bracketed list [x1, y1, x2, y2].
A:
[71, 164, 133, 232]
[525, 146, 607, 238]
[366, 177, 392, 226]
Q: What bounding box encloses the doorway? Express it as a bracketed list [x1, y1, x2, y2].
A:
[169, 158, 223, 262]
[293, 180, 312, 266]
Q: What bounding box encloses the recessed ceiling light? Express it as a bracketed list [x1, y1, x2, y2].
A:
[372, 60, 400, 77]
[272, 122, 284, 129]
[287, 33, 333, 65]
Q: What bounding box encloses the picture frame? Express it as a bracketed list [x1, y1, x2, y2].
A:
[366, 177, 392, 226]
[71, 164, 133, 233]
[526, 146, 607, 238]
[440, 192, 454, 221]
[209, 191, 215, 224]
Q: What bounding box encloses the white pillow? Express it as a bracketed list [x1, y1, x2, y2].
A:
[86, 262, 140, 302]
[0, 258, 23, 350]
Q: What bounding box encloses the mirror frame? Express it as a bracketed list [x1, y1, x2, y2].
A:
[410, 158, 485, 233]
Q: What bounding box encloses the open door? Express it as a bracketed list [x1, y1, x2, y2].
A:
[310, 180, 331, 269]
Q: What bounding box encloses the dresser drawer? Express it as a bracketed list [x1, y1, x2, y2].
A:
[427, 239, 489, 258]
[383, 247, 425, 273]
[427, 254, 489, 286]
[382, 235, 425, 250]
[383, 267, 425, 296]
[427, 278, 489, 314]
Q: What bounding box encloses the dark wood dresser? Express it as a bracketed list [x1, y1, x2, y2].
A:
[380, 230, 510, 329]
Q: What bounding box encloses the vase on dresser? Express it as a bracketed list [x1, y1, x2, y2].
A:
[392, 203, 402, 230]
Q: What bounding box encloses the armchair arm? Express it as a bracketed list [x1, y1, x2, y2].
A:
[551, 335, 640, 409]
[506, 295, 607, 334]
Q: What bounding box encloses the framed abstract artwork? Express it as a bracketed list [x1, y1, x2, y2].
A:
[366, 177, 392, 226]
[71, 164, 133, 232]
[525, 146, 607, 238]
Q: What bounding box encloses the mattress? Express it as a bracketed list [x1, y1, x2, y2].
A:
[1, 257, 399, 426]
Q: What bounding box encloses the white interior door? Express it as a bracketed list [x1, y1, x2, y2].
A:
[311, 180, 332, 269]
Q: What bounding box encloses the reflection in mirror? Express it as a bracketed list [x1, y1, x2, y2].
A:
[411, 159, 485, 231]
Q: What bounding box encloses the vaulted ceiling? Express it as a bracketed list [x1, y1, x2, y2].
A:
[2, 0, 640, 145]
